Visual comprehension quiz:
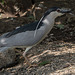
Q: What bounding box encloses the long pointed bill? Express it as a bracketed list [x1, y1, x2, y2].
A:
[60, 8, 71, 13]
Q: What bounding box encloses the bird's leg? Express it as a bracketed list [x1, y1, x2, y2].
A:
[23, 47, 32, 66]
[23, 47, 38, 68]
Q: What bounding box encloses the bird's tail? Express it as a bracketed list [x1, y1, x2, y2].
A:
[0, 32, 9, 47]
[0, 37, 5, 47]
[0, 38, 3, 47]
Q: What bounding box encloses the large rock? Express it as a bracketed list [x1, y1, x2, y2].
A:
[0, 47, 16, 69]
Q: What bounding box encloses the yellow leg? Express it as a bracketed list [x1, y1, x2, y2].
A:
[23, 47, 38, 68]
[23, 47, 32, 65]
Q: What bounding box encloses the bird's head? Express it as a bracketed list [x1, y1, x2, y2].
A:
[44, 7, 71, 19]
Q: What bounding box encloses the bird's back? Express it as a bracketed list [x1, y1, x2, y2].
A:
[5, 21, 42, 38]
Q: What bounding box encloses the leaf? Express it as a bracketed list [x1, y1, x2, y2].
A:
[2, 0, 4, 5]
[38, 61, 50, 66]
[56, 24, 64, 29]
[28, 15, 34, 19]
[56, 45, 64, 47]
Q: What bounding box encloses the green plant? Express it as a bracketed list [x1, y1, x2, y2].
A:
[39, 61, 50, 66]
[2, 0, 4, 5]
[55, 24, 64, 29]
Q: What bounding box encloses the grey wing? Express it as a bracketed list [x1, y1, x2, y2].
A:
[0, 21, 45, 47]
[3, 29, 45, 47]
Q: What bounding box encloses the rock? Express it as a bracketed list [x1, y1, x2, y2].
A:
[0, 47, 16, 69]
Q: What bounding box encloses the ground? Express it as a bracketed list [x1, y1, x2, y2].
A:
[0, 0, 75, 75]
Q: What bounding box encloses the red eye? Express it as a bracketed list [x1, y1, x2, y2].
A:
[57, 9, 60, 12]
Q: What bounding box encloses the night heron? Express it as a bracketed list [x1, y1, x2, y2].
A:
[0, 7, 71, 66]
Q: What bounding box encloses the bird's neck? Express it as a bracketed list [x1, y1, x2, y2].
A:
[41, 14, 56, 34]
[42, 12, 58, 26]
[42, 14, 55, 27]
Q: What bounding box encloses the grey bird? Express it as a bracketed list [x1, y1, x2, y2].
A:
[0, 7, 71, 66]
